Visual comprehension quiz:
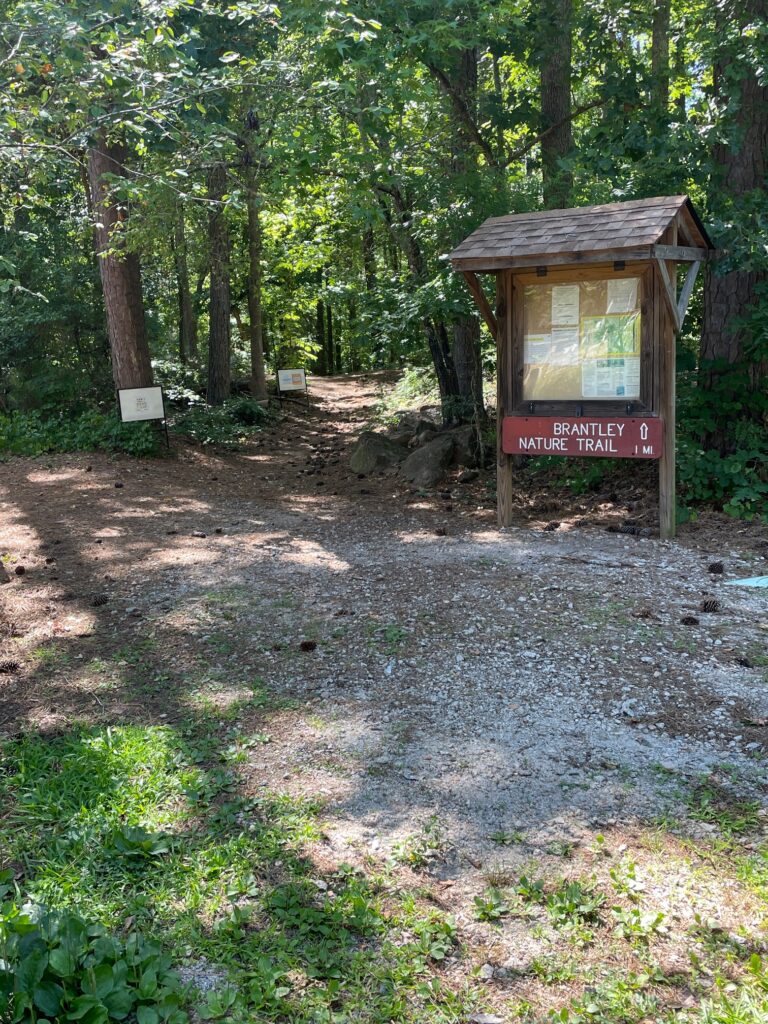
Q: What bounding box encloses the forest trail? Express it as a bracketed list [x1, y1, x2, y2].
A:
[1, 373, 767, 1012]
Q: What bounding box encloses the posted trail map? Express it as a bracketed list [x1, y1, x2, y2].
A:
[522, 277, 642, 401]
[579, 312, 641, 398]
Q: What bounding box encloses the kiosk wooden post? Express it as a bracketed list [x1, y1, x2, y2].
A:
[448, 196, 712, 538]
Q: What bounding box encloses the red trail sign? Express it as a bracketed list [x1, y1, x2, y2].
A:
[502, 416, 663, 459]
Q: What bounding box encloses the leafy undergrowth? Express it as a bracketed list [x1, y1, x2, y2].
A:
[0, 723, 481, 1023]
[171, 397, 269, 449]
[2, 720, 768, 1024]
[0, 410, 161, 459]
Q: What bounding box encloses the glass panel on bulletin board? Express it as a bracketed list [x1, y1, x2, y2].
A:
[522, 277, 642, 401]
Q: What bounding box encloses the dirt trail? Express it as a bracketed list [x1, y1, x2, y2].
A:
[1, 374, 767, 937]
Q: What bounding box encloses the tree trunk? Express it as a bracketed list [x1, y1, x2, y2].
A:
[315, 299, 327, 374]
[539, 0, 574, 209]
[700, 0, 768, 373]
[326, 302, 336, 375]
[174, 206, 198, 364]
[86, 134, 153, 390]
[447, 45, 486, 423]
[451, 318, 484, 420]
[673, 35, 687, 121]
[206, 162, 231, 405]
[243, 107, 269, 402]
[362, 226, 376, 290]
[382, 184, 460, 414]
[348, 297, 358, 372]
[651, 0, 671, 114]
[246, 178, 268, 401]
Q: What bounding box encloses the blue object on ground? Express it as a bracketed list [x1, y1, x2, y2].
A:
[724, 576, 768, 588]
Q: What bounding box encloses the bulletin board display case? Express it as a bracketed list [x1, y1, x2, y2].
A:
[522, 275, 643, 403]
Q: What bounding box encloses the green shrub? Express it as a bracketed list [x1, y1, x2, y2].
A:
[0, 872, 188, 1024]
[150, 360, 205, 407]
[172, 398, 268, 448]
[677, 366, 768, 519]
[0, 410, 160, 458]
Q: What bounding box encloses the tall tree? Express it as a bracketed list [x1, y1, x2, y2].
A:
[173, 205, 198, 364]
[243, 107, 269, 402]
[538, 0, 574, 209]
[206, 162, 231, 405]
[700, 0, 768, 395]
[87, 136, 153, 390]
[651, 0, 671, 113]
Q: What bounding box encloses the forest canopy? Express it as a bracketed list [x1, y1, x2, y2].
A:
[0, 0, 766, 513]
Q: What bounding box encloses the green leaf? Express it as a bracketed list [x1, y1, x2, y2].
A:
[48, 945, 76, 977]
[137, 1007, 160, 1024]
[33, 978, 63, 1016]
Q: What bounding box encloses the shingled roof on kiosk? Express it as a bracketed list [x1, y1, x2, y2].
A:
[448, 195, 712, 272]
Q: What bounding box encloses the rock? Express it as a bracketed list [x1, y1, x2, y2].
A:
[350, 432, 408, 474]
[478, 963, 495, 980]
[386, 428, 415, 448]
[447, 424, 480, 468]
[400, 433, 455, 487]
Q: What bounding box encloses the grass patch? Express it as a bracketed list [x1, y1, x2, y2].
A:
[0, 725, 484, 1023]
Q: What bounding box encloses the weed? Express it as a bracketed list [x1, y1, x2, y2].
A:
[489, 829, 525, 846]
[391, 816, 447, 869]
[546, 881, 605, 928]
[546, 839, 575, 858]
[609, 860, 646, 901]
[473, 887, 510, 922]
[687, 778, 760, 835]
[612, 905, 667, 943]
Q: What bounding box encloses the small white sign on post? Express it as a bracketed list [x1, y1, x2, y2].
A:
[277, 369, 307, 393]
[118, 386, 166, 422]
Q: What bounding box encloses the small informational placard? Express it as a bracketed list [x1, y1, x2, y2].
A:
[606, 278, 638, 314]
[277, 369, 307, 393]
[551, 284, 580, 325]
[118, 386, 165, 422]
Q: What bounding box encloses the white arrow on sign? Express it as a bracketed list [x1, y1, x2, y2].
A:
[640, 423, 648, 440]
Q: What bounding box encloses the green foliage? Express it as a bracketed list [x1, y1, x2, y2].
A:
[0, 410, 160, 458]
[676, 366, 768, 519]
[473, 887, 510, 922]
[611, 906, 667, 944]
[0, 874, 188, 1024]
[545, 881, 605, 928]
[172, 398, 268, 448]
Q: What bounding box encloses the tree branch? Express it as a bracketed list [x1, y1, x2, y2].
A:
[505, 97, 607, 167]
[423, 60, 499, 168]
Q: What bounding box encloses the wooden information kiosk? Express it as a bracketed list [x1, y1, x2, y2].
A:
[449, 196, 713, 538]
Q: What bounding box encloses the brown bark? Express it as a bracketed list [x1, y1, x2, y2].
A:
[246, 178, 268, 401]
[447, 46, 486, 423]
[701, 0, 768, 369]
[174, 206, 198, 364]
[539, 0, 574, 209]
[325, 302, 336, 374]
[362, 226, 376, 290]
[243, 108, 269, 402]
[315, 299, 327, 374]
[86, 134, 152, 390]
[651, 0, 671, 113]
[206, 162, 231, 405]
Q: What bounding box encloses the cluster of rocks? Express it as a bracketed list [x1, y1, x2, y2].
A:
[349, 409, 484, 487]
